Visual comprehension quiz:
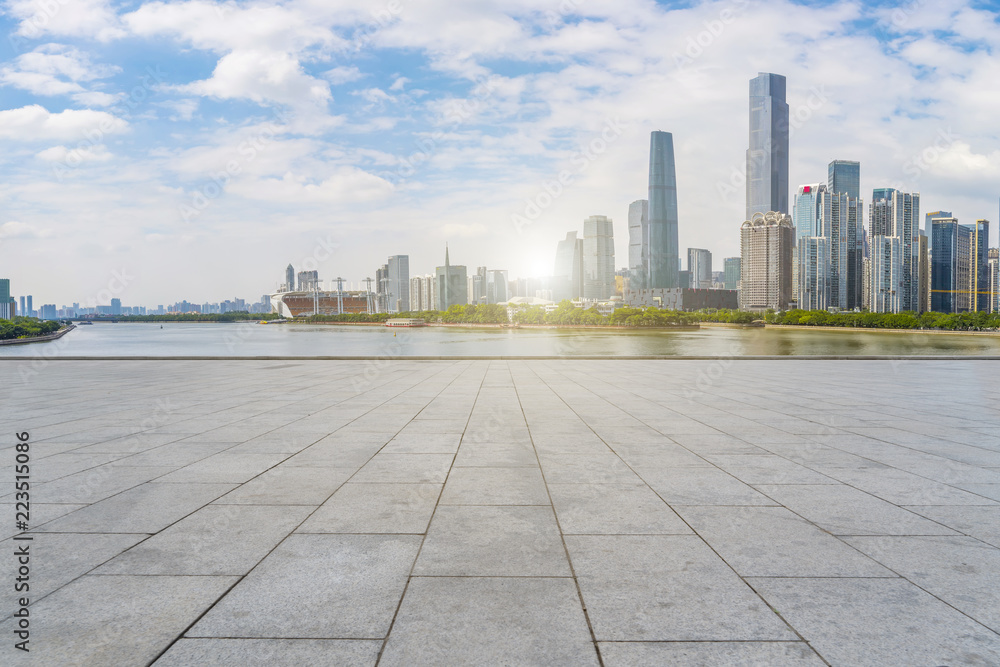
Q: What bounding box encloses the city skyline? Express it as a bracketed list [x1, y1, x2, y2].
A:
[1, 1, 999, 304]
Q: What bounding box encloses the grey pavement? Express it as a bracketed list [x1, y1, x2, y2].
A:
[1, 359, 999, 665]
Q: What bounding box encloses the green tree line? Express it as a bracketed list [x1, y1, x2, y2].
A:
[0, 317, 64, 340]
[766, 309, 1000, 331]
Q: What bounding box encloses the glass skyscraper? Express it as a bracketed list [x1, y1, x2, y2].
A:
[746, 72, 789, 221]
[647, 131, 679, 289]
[627, 199, 648, 291]
[387, 255, 410, 313]
[583, 215, 616, 300]
[828, 160, 861, 199]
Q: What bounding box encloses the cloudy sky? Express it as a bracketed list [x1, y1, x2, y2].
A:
[1, 0, 998, 306]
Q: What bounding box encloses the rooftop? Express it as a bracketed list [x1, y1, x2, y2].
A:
[2, 359, 999, 665]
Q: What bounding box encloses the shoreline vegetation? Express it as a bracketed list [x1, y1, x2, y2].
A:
[31, 304, 1000, 333]
[0, 317, 65, 342]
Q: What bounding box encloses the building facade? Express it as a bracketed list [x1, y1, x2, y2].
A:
[740, 211, 794, 311]
[723, 257, 741, 291]
[989, 248, 999, 314]
[747, 73, 789, 221]
[870, 189, 920, 312]
[628, 199, 649, 290]
[687, 248, 713, 289]
[974, 220, 990, 312]
[870, 235, 904, 314]
[648, 132, 680, 288]
[820, 190, 864, 310]
[828, 160, 861, 199]
[583, 215, 615, 300]
[435, 246, 468, 310]
[387, 255, 410, 313]
[797, 237, 829, 311]
[553, 231, 584, 301]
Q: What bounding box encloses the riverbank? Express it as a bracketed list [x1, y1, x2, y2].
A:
[0, 324, 75, 346]
[764, 324, 1000, 337]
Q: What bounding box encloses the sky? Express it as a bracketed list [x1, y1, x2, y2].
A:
[0, 0, 999, 307]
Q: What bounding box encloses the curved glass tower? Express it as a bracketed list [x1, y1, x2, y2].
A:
[647, 131, 680, 289]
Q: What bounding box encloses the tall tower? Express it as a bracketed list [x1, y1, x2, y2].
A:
[828, 160, 861, 199]
[627, 199, 649, 291]
[387, 255, 410, 313]
[647, 131, 679, 288]
[583, 215, 615, 300]
[285, 264, 294, 292]
[747, 72, 789, 221]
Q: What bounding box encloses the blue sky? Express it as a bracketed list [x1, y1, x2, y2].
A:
[1, 0, 999, 305]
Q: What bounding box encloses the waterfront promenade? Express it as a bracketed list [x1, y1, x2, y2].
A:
[2, 359, 999, 665]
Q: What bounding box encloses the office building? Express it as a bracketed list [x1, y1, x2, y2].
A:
[974, 220, 990, 312]
[820, 190, 863, 310]
[687, 248, 713, 289]
[723, 257, 741, 291]
[376, 264, 389, 312]
[648, 132, 680, 288]
[870, 235, 904, 313]
[870, 189, 920, 312]
[931, 217, 974, 313]
[471, 267, 488, 304]
[628, 199, 649, 290]
[554, 231, 584, 301]
[792, 183, 825, 304]
[488, 270, 508, 304]
[436, 245, 468, 310]
[924, 210, 952, 263]
[583, 215, 615, 300]
[740, 211, 794, 311]
[798, 236, 829, 311]
[828, 160, 861, 199]
[387, 255, 410, 313]
[918, 231, 930, 314]
[284, 264, 295, 292]
[26, 295, 33, 317]
[297, 270, 319, 292]
[747, 73, 789, 221]
[19, 296, 25, 317]
[0, 279, 14, 319]
[989, 248, 999, 313]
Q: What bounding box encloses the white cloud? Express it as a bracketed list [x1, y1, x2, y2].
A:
[35, 144, 113, 163]
[158, 99, 200, 121]
[0, 220, 50, 240]
[0, 44, 121, 108]
[323, 65, 364, 85]
[7, 0, 125, 43]
[0, 105, 127, 141]
[389, 76, 409, 91]
[226, 167, 393, 204]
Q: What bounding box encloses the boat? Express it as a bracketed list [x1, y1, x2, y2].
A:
[385, 318, 426, 328]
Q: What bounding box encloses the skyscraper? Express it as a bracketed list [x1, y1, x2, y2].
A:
[647, 131, 679, 288]
[930, 217, 979, 313]
[554, 231, 584, 301]
[387, 255, 410, 313]
[723, 257, 741, 291]
[828, 160, 861, 199]
[19, 296, 25, 317]
[870, 189, 920, 312]
[285, 264, 294, 292]
[820, 190, 864, 310]
[870, 235, 904, 313]
[0, 279, 13, 319]
[974, 220, 990, 312]
[798, 236, 830, 311]
[687, 248, 713, 289]
[583, 215, 616, 300]
[793, 184, 826, 241]
[26, 295, 32, 317]
[436, 245, 468, 310]
[747, 73, 789, 221]
[989, 248, 999, 314]
[740, 212, 794, 311]
[627, 199, 649, 290]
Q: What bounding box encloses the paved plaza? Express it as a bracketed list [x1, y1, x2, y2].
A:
[2, 359, 1000, 666]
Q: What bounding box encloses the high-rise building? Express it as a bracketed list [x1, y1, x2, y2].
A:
[628, 199, 649, 290]
[974, 220, 990, 312]
[583, 215, 615, 300]
[747, 73, 789, 221]
[931, 217, 976, 313]
[648, 131, 680, 288]
[793, 184, 826, 241]
[553, 231, 584, 301]
[828, 160, 861, 199]
[989, 248, 999, 314]
[111, 298, 122, 316]
[798, 237, 829, 311]
[687, 248, 713, 289]
[19, 296, 25, 316]
[387, 255, 410, 313]
[820, 191, 863, 310]
[870, 235, 904, 313]
[376, 263, 389, 312]
[918, 231, 930, 314]
[740, 211, 794, 311]
[924, 211, 952, 265]
[0, 279, 13, 319]
[436, 245, 468, 310]
[488, 270, 508, 303]
[285, 264, 295, 292]
[297, 270, 319, 292]
[723, 257, 741, 291]
[26, 295, 33, 317]
[869, 189, 920, 312]
[471, 267, 488, 304]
